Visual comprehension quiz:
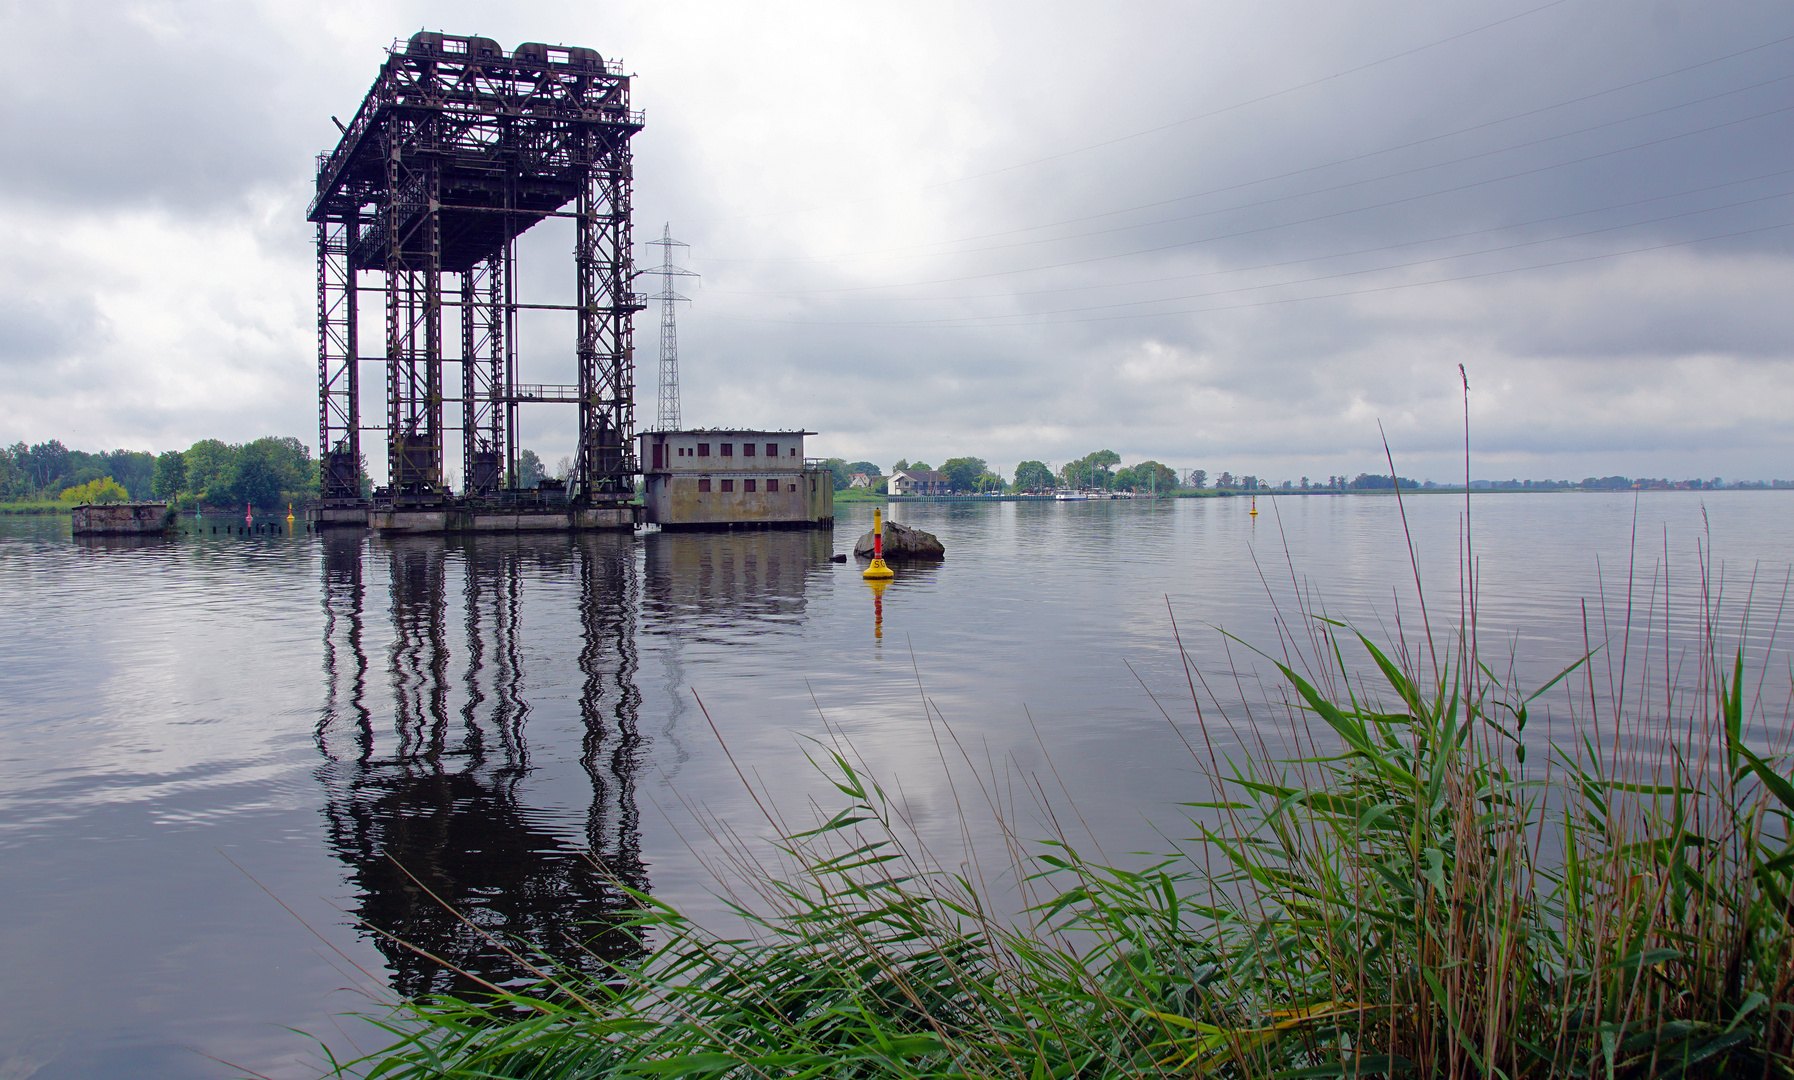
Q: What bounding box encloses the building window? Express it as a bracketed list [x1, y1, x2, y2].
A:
[810, 478, 816, 492]
[744, 479, 756, 492]
[742, 443, 755, 457]
[766, 443, 778, 457]
[789, 447, 797, 457]
[788, 483, 796, 492]
[697, 443, 710, 457]
[721, 479, 734, 492]
[721, 443, 733, 457]
[698, 478, 711, 492]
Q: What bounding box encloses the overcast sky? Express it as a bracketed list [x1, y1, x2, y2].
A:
[2, 0, 1791, 483]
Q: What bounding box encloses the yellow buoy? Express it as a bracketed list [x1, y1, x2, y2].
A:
[1249, 494, 1258, 517]
[862, 507, 895, 579]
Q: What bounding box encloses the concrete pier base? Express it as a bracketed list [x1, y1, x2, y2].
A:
[308, 504, 370, 528]
[366, 504, 640, 534]
[71, 503, 175, 535]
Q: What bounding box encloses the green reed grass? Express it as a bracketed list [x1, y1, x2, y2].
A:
[340, 540, 1794, 1080]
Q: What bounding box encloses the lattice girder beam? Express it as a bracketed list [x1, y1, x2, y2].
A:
[312, 32, 644, 507]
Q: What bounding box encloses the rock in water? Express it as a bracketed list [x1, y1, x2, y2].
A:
[853, 520, 945, 560]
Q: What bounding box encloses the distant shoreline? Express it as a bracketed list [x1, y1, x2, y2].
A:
[867, 487, 1794, 502]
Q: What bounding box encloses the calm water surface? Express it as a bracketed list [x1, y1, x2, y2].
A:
[1, 493, 1789, 1078]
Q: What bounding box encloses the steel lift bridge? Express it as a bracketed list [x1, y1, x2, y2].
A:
[310, 31, 645, 519]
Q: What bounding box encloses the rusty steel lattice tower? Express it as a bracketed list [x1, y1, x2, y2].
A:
[310, 31, 645, 508]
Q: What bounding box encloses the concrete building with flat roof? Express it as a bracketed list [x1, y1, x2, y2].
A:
[638, 429, 834, 530]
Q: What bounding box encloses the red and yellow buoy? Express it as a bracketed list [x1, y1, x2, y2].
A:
[863, 507, 894, 579]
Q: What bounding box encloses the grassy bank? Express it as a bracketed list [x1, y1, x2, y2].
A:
[341, 538, 1793, 1078]
[834, 487, 888, 503]
[0, 501, 71, 515]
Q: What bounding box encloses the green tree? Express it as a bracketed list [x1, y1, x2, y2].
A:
[152, 451, 186, 499]
[20, 440, 70, 493]
[100, 450, 155, 499]
[1119, 460, 1176, 493]
[183, 439, 237, 505]
[975, 470, 1005, 492]
[0, 444, 21, 500]
[516, 449, 545, 488]
[59, 477, 129, 504]
[907, 461, 932, 473]
[821, 458, 853, 491]
[891, 458, 909, 473]
[226, 440, 284, 508]
[845, 461, 883, 479]
[1060, 450, 1120, 490]
[1012, 460, 1054, 492]
[236, 436, 316, 505]
[940, 456, 987, 492]
[1189, 468, 1207, 489]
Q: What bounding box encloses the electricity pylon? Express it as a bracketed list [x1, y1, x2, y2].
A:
[646, 224, 697, 431]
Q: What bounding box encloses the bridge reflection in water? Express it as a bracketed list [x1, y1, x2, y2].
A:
[315, 532, 646, 1000]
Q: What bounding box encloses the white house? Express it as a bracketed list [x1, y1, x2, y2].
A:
[888, 469, 948, 496]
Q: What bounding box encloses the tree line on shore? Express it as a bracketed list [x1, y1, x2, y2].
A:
[11, 436, 1785, 508]
[818, 451, 1417, 495]
[2, 438, 319, 510]
[2, 441, 156, 503]
[825, 453, 1794, 495]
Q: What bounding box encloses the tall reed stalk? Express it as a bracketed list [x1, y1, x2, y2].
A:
[343, 523, 1793, 1080]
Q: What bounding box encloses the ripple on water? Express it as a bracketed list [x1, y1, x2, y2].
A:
[1, 495, 1790, 1078]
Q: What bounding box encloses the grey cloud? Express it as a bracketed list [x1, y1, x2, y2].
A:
[0, 295, 102, 375]
[3, 0, 1792, 484]
[0, 1, 355, 215]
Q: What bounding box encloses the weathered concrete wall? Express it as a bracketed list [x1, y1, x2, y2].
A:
[646, 474, 805, 525]
[804, 467, 835, 524]
[367, 505, 640, 534]
[309, 505, 370, 528]
[642, 468, 834, 529]
[70, 503, 174, 535]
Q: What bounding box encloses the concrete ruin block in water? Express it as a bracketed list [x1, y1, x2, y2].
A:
[853, 520, 944, 560]
[70, 503, 176, 535]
